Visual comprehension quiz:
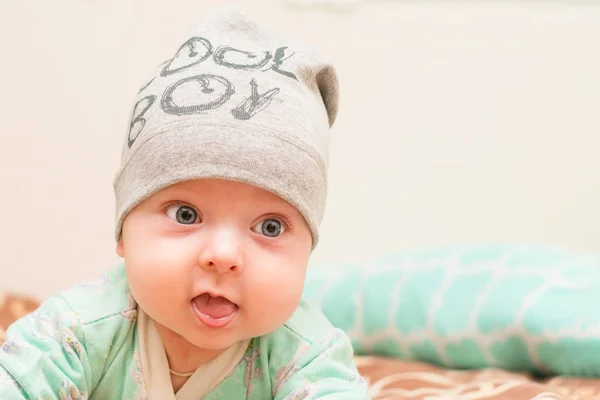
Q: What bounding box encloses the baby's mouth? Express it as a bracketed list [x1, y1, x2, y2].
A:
[191, 293, 239, 328]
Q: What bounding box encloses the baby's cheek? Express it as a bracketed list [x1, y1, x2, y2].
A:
[125, 259, 183, 315]
[247, 267, 305, 316]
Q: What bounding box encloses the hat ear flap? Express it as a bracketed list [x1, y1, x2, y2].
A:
[316, 65, 339, 127]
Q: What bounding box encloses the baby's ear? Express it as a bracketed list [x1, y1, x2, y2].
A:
[116, 239, 124, 258]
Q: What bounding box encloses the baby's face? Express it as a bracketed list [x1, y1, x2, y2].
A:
[116, 178, 312, 351]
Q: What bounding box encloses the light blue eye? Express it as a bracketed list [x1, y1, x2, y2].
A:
[166, 205, 198, 225]
[252, 218, 284, 237]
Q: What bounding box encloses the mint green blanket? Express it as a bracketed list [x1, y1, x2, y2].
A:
[302, 244, 600, 377]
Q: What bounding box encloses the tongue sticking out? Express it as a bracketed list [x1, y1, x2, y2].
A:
[193, 293, 237, 319]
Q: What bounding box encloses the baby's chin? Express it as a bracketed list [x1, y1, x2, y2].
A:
[182, 330, 252, 352]
[180, 322, 282, 351]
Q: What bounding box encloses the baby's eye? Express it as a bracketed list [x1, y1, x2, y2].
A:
[165, 205, 199, 225]
[251, 218, 285, 238]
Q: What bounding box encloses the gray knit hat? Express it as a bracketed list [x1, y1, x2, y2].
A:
[113, 9, 339, 247]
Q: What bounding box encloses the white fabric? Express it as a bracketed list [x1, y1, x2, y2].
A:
[138, 308, 250, 399]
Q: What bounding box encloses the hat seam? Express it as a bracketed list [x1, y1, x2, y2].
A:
[114, 119, 327, 187]
[117, 151, 321, 222]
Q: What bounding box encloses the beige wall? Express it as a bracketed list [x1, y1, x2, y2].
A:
[2, 0, 600, 298]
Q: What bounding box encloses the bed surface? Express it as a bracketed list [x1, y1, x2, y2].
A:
[2, 293, 599, 399]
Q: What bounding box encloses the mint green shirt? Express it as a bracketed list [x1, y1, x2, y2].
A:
[0, 265, 368, 399]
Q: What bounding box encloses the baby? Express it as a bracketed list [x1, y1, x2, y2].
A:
[0, 8, 369, 400]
